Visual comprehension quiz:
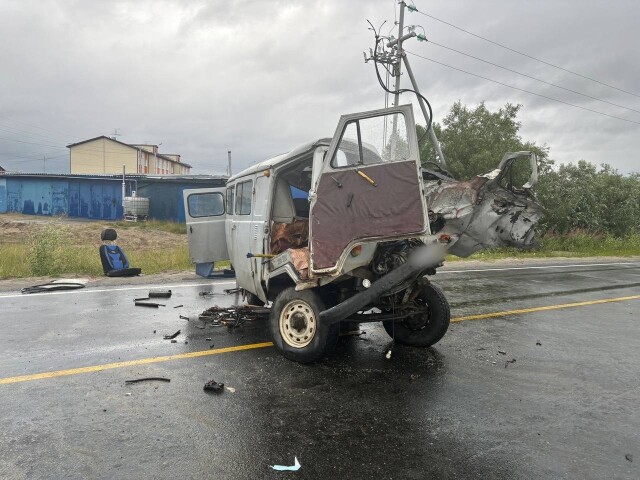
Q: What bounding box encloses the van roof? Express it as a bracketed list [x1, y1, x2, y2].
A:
[228, 138, 331, 182]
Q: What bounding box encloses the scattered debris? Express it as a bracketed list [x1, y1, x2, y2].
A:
[21, 280, 87, 294]
[385, 349, 393, 360]
[271, 457, 301, 472]
[149, 289, 172, 298]
[164, 330, 181, 340]
[476, 347, 487, 351]
[199, 291, 225, 297]
[498, 350, 507, 355]
[153, 330, 156, 334]
[226, 387, 236, 393]
[125, 377, 171, 384]
[492, 361, 497, 365]
[409, 374, 420, 382]
[103, 409, 107, 412]
[179, 315, 190, 320]
[170, 339, 177, 343]
[536, 340, 542, 346]
[135, 299, 166, 308]
[504, 359, 517, 368]
[206, 338, 212, 341]
[199, 304, 270, 328]
[125, 392, 132, 396]
[625, 454, 633, 462]
[174, 304, 184, 309]
[209, 344, 215, 349]
[224, 287, 241, 295]
[203, 379, 224, 393]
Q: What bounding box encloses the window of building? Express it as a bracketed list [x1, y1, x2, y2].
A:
[235, 180, 252, 215]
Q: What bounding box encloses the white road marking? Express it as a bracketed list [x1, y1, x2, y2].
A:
[0, 280, 237, 300]
[1, 262, 638, 300]
[439, 261, 640, 274]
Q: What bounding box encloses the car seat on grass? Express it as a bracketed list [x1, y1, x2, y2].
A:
[99, 228, 142, 277]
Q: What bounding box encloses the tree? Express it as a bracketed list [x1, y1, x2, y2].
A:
[536, 161, 640, 236]
[417, 101, 551, 179]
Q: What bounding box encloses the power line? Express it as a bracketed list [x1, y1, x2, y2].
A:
[426, 40, 640, 116]
[408, 6, 640, 99]
[405, 50, 640, 126]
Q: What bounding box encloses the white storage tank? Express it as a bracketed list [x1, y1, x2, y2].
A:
[123, 192, 150, 220]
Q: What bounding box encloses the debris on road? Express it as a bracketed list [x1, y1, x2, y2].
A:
[271, 457, 301, 472]
[179, 315, 190, 320]
[173, 304, 184, 309]
[626, 454, 633, 462]
[498, 350, 507, 355]
[203, 379, 224, 393]
[125, 377, 171, 384]
[385, 349, 393, 360]
[149, 289, 172, 298]
[125, 392, 132, 396]
[209, 344, 215, 349]
[505, 359, 517, 368]
[409, 374, 420, 382]
[170, 339, 177, 343]
[199, 291, 225, 297]
[226, 387, 236, 393]
[536, 340, 542, 346]
[199, 304, 270, 328]
[164, 330, 181, 340]
[206, 338, 212, 341]
[224, 288, 242, 295]
[135, 301, 165, 308]
[21, 280, 87, 294]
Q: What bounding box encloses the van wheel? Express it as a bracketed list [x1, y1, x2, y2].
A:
[269, 287, 339, 363]
[382, 283, 450, 347]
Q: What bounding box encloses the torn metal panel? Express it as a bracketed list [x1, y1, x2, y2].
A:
[424, 152, 543, 258]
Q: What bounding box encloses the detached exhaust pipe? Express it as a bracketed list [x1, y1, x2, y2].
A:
[319, 245, 445, 324]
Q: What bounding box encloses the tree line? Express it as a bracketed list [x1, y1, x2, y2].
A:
[418, 101, 640, 237]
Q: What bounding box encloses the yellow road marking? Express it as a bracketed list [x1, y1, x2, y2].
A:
[451, 294, 640, 323]
[1, 294, 639, 386]
[0, 342, 273, 385]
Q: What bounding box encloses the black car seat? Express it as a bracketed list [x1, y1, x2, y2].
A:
[99, 228, 142, 277]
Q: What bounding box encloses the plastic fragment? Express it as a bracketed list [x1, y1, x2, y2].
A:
[271, 457, 301, 471]
[203, 380, 224, 393]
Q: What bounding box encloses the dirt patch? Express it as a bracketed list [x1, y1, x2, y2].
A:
[0, 213, 186, 250]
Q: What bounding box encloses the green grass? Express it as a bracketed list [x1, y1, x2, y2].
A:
[1, 227, 637, 279]
[448, 232, 640, 262]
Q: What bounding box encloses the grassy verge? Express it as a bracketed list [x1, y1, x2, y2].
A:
[448, 232, 640, 262]
[1, 226, 637, 279]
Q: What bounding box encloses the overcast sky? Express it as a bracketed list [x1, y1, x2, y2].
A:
[0, 0, 638, 175]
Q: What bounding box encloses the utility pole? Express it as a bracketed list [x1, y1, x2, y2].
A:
[227, 151, 232, 177]
[43, 155, 46, 173]
[367, 1, 446, 168]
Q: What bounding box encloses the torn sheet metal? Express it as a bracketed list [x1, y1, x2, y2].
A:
[424, 152, 543, 258]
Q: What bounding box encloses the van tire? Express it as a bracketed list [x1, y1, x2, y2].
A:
[382, 283, 450, 347]
[269, 287, 339, 363]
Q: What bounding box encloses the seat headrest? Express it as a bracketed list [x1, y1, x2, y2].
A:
[101, 228, 117, 241]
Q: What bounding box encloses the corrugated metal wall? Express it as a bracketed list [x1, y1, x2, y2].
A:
[0, 175, 224, 221]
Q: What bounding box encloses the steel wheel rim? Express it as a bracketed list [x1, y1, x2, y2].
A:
[279, 300, 316, 348]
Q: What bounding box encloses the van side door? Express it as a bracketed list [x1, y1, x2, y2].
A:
[309, 104, 427, 273]
[183, 188, 228, 275]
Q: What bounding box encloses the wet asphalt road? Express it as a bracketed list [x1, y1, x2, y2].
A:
[0, 260, 639, 479]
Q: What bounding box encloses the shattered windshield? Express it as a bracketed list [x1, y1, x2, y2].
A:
[332, 112, 410, 167]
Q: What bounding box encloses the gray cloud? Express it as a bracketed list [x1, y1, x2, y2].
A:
[0, 0, 638, 175]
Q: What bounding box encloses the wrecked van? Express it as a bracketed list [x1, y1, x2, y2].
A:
[184, 105, 541, 363]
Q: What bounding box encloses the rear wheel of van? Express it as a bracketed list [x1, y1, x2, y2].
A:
[269, 287, 339, 363]
[382, 283, 450, 347]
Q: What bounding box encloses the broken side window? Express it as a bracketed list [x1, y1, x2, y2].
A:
[235, 180, 252, 215]
[331, 112, 410, 168]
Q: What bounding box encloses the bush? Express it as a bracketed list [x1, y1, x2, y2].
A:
[28, 224, 65, 276]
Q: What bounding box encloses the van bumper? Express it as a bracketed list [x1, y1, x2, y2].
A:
[319, 245, 444, 324]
